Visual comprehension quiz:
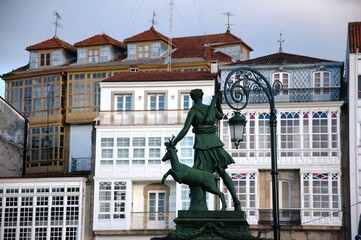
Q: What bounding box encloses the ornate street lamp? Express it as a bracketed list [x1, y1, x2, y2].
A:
[228, 111, 247, 149]
[223, 67, 282, 240]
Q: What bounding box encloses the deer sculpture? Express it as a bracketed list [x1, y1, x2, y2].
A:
[161, 137, 227, 210]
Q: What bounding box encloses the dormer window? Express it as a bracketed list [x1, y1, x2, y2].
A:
[313, 71, 330, 94]
[39, 51, 51, 67]
[138, 44, 150, 59]
[87, 48, 99, 63]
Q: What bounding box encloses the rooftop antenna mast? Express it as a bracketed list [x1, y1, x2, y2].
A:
[278, 32, 284, 53]
[167, 0, 174, 72]
[223, 12, 234, 32]
[151, 11, 158, 27]
[53, 11, 62, 37]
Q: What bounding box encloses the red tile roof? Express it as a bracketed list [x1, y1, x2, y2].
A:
[124, 27, 253, 59]
[124, 27, 170, 43]
[236, 52, 333, 65]
[348, 22, 361, 54]
[170, 45, 232, 62]
[74, 34, 125, 49]
[174, 30, 252, 50]
[103, 71, 216, 82]
[26, 37, 76, 52]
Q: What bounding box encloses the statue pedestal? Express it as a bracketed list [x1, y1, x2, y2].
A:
[151, 210, 270, 240]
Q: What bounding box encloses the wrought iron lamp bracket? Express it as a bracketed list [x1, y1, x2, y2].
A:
[224, 68, 283, 111]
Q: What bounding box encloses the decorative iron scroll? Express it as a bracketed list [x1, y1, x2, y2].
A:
[223, 68, 283, 111]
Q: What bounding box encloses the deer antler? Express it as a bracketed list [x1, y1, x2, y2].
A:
[165, 135, 176, 148]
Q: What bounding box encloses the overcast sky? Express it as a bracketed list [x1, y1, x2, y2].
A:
[0, 0, 360, 96]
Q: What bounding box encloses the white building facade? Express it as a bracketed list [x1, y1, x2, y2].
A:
[217, 52, 345, 239]
[92, 50, 346, 239]
[93, 71, 217, 239]
[346, 21, 361, 238]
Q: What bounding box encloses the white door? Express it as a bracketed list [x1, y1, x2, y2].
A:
[148, 191, 166, 228]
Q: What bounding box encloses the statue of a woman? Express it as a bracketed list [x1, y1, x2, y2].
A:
[170, 89, 241, 210]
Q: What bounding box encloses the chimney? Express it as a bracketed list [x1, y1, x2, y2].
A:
[211, 60, 219, 73]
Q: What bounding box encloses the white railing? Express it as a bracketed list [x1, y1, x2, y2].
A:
[98, 110, 189, 126]
[130, 212, 176, 230]
[302, 209, 342, 226]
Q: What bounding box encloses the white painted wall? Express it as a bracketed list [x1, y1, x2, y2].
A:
[99, 80, 214, 111]
[349, 52, 361, 237]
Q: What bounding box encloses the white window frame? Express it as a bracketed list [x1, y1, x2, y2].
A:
[181, 93, 192, 110]
[313, 71, 331, 95]
[148, 93, 165, 110]
[273, 72, 289, 95]
[148, 137, 162, 164]
[115, 94, 132, 111]
[116, 137, 130, 165]
[148, 190, 166, 221]
[87, 48, 99, 63]
[223, 172, 257, 219]
[301, 172, 341, 225]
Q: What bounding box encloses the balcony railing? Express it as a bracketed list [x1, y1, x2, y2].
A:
[130, 212, 176, 230]
[258, 209, 301, 225]
[98, 110, 189, 126]
[258, 208, 342, 226]
[70, 157, 91, 173]
[222, 87, 341, 104]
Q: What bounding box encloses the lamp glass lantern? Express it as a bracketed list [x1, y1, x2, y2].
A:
[228, 111, 247, 148]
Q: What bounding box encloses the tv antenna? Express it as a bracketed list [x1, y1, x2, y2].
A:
[53, 11, 62, 37]
[223, 12, 234, 32]
[151, 11, 158, 27]
[167, 0, 174, 72]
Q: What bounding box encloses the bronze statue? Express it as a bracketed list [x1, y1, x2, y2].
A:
[167, 88, 241, 211]
[161, 138, 227, 210]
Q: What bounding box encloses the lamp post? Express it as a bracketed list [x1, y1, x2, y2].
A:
[223, 67, 282, 240]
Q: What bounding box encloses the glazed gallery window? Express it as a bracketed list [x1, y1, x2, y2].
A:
[0, 184, 82, 240]
[179, 137, 193, 165]
[8, 76, 61, 117]
[100, 136, 193, 166]
[100, 138, 114, 165]
[39, 52, 51, 67]
[180, 185, 191, 210]
[98, 181, 127, 220]
[280, 112, 301, 157]
[148, 94, 165, 110]
[258, 113, 271, 157]
[148, 137, 162, 164]
[115, 95, 132, 111]
[116, 137, 130, 165]
[67, 73, 104, 113]
[132, 137, 146, 164]
[29, 126, 64, 163]
[302, 172, 340, 219]
[222, 172, 256, 215]
[310, 111, 338, 157]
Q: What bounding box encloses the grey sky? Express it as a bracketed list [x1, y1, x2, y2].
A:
[0, 0, 360, 96]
